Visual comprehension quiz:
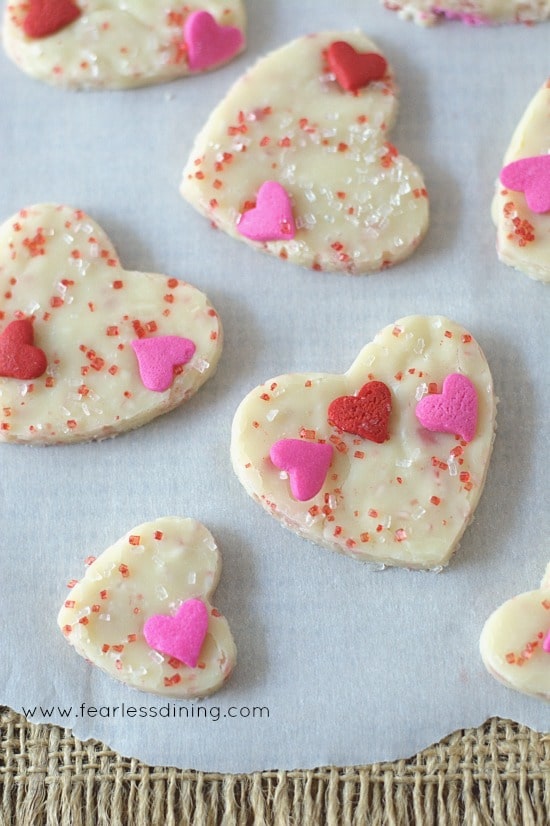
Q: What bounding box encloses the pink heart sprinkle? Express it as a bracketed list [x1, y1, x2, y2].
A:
[237, 181, 296, 243]
[131, 335, 196, 393]
[270, 439, 333, 501]
[500, 155, 550, 214]
[143, 598, 209, 669]
[415, 373, 478, 443]
[184, 10, 244, 72]
[543, 630, 550, 654]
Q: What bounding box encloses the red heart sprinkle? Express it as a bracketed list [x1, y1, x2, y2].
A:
[328, 381, 392, 443]
[0, 320, 48, 380]
[23, 0, 81, 39]
[327, 41, 388, 93]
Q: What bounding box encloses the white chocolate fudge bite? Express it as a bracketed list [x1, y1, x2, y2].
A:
[181, 31, 429, 274]
[480, 563, 550, 702]
[383, 0, 550, 25]
[0, 204, 222, 444]
[492, 80, 550, 283]
[2, 2, 246, 89]
[231, 316, 496, 570]
[58, 518, 236, 698]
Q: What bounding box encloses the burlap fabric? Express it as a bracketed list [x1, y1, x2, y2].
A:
[0, 707, 548, 825]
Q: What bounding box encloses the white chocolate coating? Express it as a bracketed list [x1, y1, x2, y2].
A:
[231, 316, 496, 570]
[58, 517, 236, 698]
[181, 31, 429, 274]
[0, 204, 222, 444]
[2, 1, 246, 89]
[383, 0, 550, 25]
[492, 80, 550, 283]
[480, 564, 550, 702]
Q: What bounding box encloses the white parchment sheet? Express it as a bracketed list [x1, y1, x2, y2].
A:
[0, 0, 548, 772]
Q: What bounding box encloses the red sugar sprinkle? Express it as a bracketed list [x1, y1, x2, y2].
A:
[154, 531, 164, 540]
[164, 674, 182, 687]
[112, 280, 124, 289]
[128, 535, 141, 546]
[430, 496, 441, 506]
[118, 563, 130, 577]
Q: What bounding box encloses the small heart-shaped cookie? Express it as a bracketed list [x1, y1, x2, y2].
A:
[231, 316, 496, 570]
[492, 80, 550, 283]
[383, 0, 550, 26]
[480, 563, 550, 702]
[58, 518, 236, 698]
[0, 204, 222, 444]
[3, 2, 246, 89]
[181, 31, 429, 274]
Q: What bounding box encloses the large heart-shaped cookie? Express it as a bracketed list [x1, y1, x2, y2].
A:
[2, 2, 246, 89]
[231, 316, 496, 570]
[0, 204, 222, 444]
[480, 563, 550, 701]
[58, 518, 236, 698]
[492, 80, 550, 283]
[181, 31, 429, 274]
[383, 0, 550, 26]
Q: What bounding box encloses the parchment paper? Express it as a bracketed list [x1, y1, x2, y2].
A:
[0, 0, 548, 772]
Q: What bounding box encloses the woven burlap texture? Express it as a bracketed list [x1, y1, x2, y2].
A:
[0, 708, 549, 826]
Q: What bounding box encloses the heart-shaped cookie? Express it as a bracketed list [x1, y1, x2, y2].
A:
[2, 2, 246, 89]
[382, 0, 550, 26]
[492, 80, 550, 283]
[480, 563, 550, 702]
[181, 31, 429, 274]
[0, 204, 222, 444]
[231, 316, 496, 570]
[58, 518, 236, 698]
